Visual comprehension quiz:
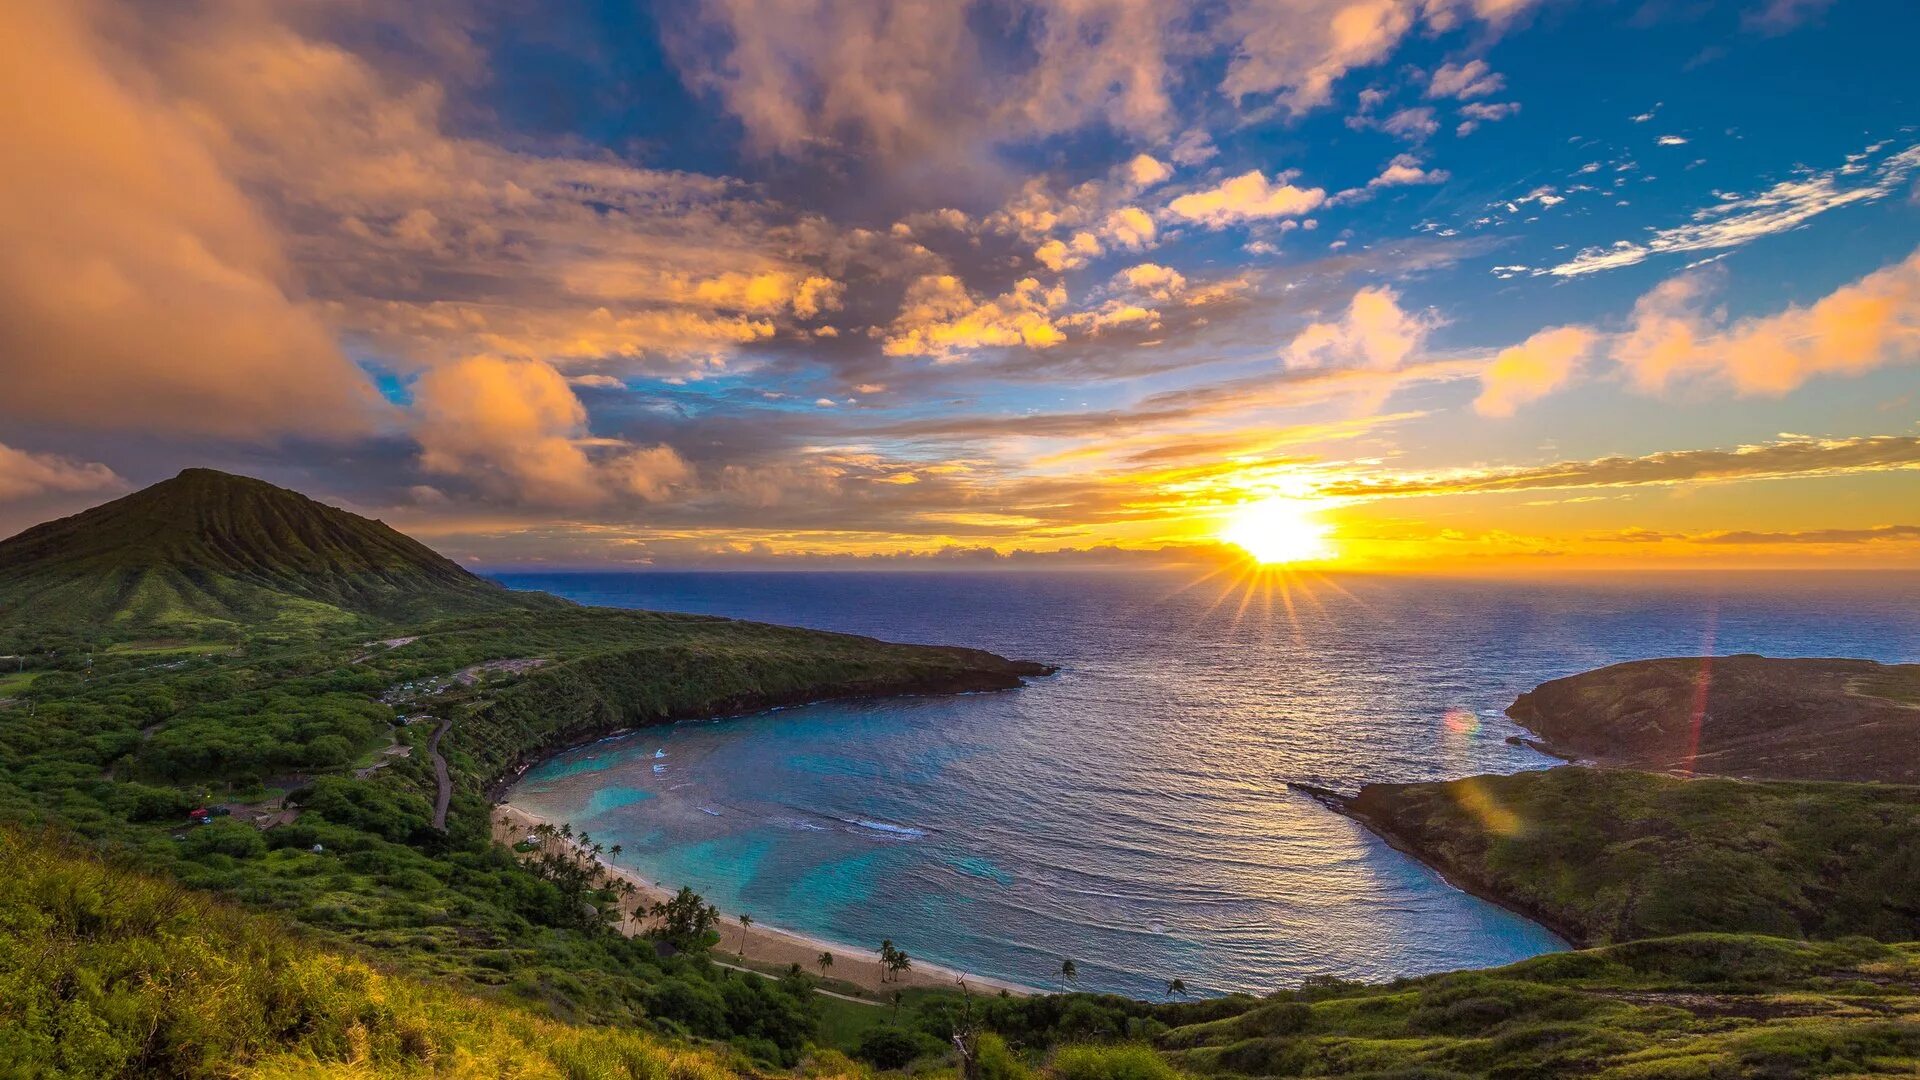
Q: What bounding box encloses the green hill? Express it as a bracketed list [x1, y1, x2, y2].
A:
[1336, 767, 1920, 948]
[0, 469, 561, 634]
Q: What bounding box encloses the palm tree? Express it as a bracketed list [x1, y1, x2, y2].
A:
[891, 990, 904, 1019]
[738, 913, 754, 957]
[1165, 978, 1188, 1000]
[878, 939, 896, 981]
[1059, 958, 1078, 990]
[608, 844, 622, 862]
[817, 951, 834, 979]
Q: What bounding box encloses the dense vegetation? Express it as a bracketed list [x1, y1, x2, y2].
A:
[1344, 766, 1920, 947]
[0, 826, 817, 1079]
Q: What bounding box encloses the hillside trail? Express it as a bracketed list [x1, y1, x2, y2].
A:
[428, 717, 452, 829]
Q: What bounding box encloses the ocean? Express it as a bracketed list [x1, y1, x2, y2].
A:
[495, 569, 1920, 999]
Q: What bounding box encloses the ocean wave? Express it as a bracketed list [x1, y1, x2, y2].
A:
[842, 817, 928, 839]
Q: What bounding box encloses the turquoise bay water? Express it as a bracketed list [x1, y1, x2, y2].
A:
[500, 571, 1920, 998]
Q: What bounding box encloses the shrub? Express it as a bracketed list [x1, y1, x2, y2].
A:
[857, 1027, 933, 1070]
[1052, 1044, 1184, 1080]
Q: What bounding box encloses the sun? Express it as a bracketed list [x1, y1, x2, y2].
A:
[1221, 497, 1334, 565]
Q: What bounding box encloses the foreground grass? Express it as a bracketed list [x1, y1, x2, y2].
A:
[0, 827, 803, 1080]
[1156, 934, 1920, 1078]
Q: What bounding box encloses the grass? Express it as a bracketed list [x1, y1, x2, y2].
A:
[1853, 668, 1920, 706]
[0, 669, 35, 695]
[102, 640, 237, 656]
[1348, 766, 1920, 946]
[1155, 934, 1920, 1078]
[0, 826, 825, 1080]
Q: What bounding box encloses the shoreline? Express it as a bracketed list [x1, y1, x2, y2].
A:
[481, 679, 1054, 802]
[1288, 782, 1581, 948]
[493, 802, 1038, 998]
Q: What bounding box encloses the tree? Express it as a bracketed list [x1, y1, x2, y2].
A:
[608, 843, 622, 862]
[1165, 978, 1188, 1000]
[878, 939, 897, 982]
[738, 913, 754, 957]
[1059, 958, 1078, 989]
[888, 947, 912, 984]
[817, 951, 834, 978]
[648, 886, 720, 949]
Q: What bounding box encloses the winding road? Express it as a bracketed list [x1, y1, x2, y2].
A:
[427, 717, 452, 830]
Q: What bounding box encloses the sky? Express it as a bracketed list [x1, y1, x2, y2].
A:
[1, 0, 1917, 571]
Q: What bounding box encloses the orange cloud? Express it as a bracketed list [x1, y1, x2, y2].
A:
[882, 276, 1068, 359]
[1168, 171, 1327, 226]
[0, 1, 388, 440]
[1474, 326, 1598, 416]
[1286, 286, 1433, 370]
[1616, 248, 1920, 395]
[413, 355, 689, 506]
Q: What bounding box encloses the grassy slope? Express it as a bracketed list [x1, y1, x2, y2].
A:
[0, 826, 808, 1080]
[1505, 655, 1920, 785]
[1340, 767, 1920, 948]
[1156, 933, 1920, 1079]
[0, 469, 560, 635]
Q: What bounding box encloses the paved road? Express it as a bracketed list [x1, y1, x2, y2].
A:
[428, 717, 452, 830]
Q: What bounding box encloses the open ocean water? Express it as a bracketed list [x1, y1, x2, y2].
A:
[496, 570, 1920, 998]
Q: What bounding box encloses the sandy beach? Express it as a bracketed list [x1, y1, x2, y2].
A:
[494, 802, 1035, 998]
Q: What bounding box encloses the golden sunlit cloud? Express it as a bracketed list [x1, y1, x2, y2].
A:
[1221, 497, 1335, 564]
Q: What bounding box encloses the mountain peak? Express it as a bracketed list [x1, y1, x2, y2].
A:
[0, 469, 558, 633]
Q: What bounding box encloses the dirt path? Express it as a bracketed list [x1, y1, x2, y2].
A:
[428, 717, 452, 830]
[710, 959, 886, 1005]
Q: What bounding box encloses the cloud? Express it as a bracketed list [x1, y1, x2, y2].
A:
[1034, 232, 1103, 271]
[1168, 171, 1328, 226]
[1321, 435, 1920, 499]
[1427, 59, 1504, 99]
[1455, 100, 1520, 134]
[1549, 141, 1920, 276]
[1346, 100, 1439, 142]
[1115, 263, 1188, 300]
[1614, 247, 1920, 396]
[1743, 0, 1835, 34]
[0, 1, 390, 440]
[671, 0, 1544, 158]
[1101, 207, 1159, 249]
[413, 355, 689, 506]
[1473, 326, 1599, 416]
[1337, 153, 1450, 202]
[1656, 134, 1689, 146]
[882, 276, 1068, 359]
[0, 444, 125, 502]
[1286, 286, 1434, 369]
[1222, 0, 1534, 112]
[1127, 153, 1174, 188]
[1700, 523, 1920, 545]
